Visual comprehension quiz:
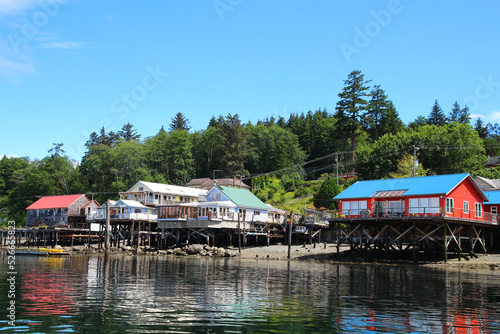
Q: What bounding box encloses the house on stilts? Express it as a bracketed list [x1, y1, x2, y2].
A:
[329, 173, 500, 261]
[157, 185, 286, 246]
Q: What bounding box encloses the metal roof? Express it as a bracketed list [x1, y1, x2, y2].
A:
[484, 190, 500, 204]
[217, 186, 270, 210]
[334, 173, 488, 201]
[127, 181, 207, 197]
[26, 194, 87, 210]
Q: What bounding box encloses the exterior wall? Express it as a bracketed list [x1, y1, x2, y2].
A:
[206, 188, 230, 202]
[26, 208, 69, 227]
[67, 195, 90, 216]
[447, 180, 486, 220]
[404, 195, 442, 217]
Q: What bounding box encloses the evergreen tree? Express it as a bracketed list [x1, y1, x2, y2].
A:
[408, 116, 428, 130]
[364, 85, 390, 140]
[458, 105, 471, 124]
[475, 118, 489, 138]
[449, 102, 461, 123]
[118, 123, 141, 141]
[427, 100, 447, 126]
[335, 70, 371, 170]
[170, 112, 191, 131]
[313, 178, 340, 210]
[379, 101, 404, 136]
[218, 114, 249, 176]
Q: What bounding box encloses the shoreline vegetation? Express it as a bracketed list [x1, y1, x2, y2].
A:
[5, 243, 500, 271]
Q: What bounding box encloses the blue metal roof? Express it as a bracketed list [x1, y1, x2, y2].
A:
[484, 190, 500, 204]
[333, 173, 486, 200]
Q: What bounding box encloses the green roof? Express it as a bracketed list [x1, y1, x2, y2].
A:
[218, 186, 269, 210]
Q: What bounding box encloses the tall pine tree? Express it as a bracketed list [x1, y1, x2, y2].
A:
[427, 100, 447, 126]
[170, 112, 191, 131]
[335, 70, 371, 170]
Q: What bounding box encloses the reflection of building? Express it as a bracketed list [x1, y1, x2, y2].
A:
[26, 194, 99, 228]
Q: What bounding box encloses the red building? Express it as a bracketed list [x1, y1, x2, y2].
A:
[334, 173, 494, 223]
[26, 194, 99, 228]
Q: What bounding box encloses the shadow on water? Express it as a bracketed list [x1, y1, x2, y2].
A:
[0, 253, 499, 333]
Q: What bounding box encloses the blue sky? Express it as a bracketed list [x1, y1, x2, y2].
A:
[1, 0, 500, 161]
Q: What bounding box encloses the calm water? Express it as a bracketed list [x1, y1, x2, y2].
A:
[1, 253, 500, 334]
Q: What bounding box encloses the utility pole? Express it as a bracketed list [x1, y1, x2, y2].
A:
[213, 169, 222, 186]
[412, 145, 419, 177]
[236, 174, 245, 188]
[335, 153, 339, 186]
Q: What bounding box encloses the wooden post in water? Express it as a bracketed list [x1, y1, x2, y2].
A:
[238, 210, 241, 253]
[412, 223, 417, 263]
[288, 211, 293, 260]
[105, 199, 110, 251]
[443, 223, 448, 263]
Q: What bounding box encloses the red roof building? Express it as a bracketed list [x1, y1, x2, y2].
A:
[26, 194, 99, 228]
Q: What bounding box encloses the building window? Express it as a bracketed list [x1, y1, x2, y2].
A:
[213, 193, 221, 201]
[475, 203, 482, 218]
[446, 198, 454, 214]
[138, 186, 144, 191]
[254, 211, 260, 216]
[492, 206, 497, 215]
[464, 201, 469, 214]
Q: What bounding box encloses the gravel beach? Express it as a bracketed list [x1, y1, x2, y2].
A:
[236, 242, 500, 270]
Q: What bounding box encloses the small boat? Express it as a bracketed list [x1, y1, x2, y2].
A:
[14, 248, 71, 256]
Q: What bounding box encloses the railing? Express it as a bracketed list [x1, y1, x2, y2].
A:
[86, 212, 157, 221]
[334, 206, 499, 225]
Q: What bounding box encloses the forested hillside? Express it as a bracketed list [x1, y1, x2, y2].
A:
[2, 70, 500, 226]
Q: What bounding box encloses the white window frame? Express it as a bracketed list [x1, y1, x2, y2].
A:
[464, 201, 469, 214]
[491, 206, 497, 215]
[475, 203, 482, 218]
[446, 198, 454, 214]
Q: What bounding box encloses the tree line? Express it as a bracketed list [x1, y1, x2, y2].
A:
[2, 70, 500, 224]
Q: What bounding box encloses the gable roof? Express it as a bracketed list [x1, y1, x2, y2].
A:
[114, 200, 150, 209]
[185, 178, 211, 187]
[26, 194, 87, 210]
[216, 186, 269, 210]
[474, 176, 500, 191]
[334, 173, 488, 201]
[186, 178, 250, 189]
[127, 181, 207, 197]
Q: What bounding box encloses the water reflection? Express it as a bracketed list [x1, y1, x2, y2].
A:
[1, 253, 499, 333]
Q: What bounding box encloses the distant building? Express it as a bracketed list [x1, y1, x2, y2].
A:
[26, 194, 99, 228]
[474, 176, 500, 191]
[157, 185, 285, 229]
[87, 199, 157, 222]
[120, 181, 207, 206]
[186, 177, 250, 190]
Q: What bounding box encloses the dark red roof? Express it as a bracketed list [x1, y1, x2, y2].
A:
[26, 194, 86, 210]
